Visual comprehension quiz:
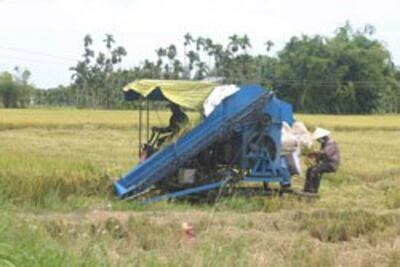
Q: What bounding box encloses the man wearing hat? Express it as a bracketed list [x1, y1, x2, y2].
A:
[304, 128, 340, 193]
[151, 103, 189, 146]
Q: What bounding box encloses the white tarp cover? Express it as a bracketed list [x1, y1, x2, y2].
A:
[203, 85, 240, 116]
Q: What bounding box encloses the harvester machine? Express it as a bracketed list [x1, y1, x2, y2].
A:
[113, 80, 295, 202]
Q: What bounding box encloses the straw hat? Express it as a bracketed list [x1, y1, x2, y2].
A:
[312, 128, 331, 140]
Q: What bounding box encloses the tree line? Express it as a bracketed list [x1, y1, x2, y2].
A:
[4, 22, 400, 113]
[0, 67, 34, 108]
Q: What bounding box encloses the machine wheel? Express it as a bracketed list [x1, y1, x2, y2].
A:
[245, 133, 277, 163]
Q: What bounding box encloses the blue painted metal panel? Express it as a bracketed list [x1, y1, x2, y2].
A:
[114, 85, 272, 198]
[144, 181, 224, 203]
[243, 96, 291, 181]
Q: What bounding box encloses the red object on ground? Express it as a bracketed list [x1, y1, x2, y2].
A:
[181, 222, 196, 241]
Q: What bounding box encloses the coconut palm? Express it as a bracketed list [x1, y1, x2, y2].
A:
[265, 40, 274, 52]
[241, 35, 252, 50]
[186, 50, 199, 71]
[194, 61, 209, 80]
[103, 34, 115, 50]
[228, 34, 240, 53]
[196, 37, 205, 51]
[167, 45, 177, 60]
[184, 33, 194, 47]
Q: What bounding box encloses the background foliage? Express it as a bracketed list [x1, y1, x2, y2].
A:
[2, 23, 400, 113]
[0, 67, 34, 108]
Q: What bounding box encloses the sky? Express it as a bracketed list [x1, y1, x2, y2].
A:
[0, 0, 399, 88]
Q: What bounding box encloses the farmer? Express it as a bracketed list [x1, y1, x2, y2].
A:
[150, 103, 189, 146]
[304, 128, 340, 193]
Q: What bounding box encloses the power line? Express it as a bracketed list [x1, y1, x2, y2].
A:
[0, 45, 77, 62]
[271, 78, 390, 83]
[270, 79, 391, 86]
[0, 54, 72, 67]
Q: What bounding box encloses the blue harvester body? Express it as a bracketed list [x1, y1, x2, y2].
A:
[114, 85, 294, 200]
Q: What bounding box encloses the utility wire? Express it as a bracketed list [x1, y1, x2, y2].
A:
[270, 80, 391, 87]
[0, 45, 393, 86]
[0, 45, 77, 62]
[0, 54, 71, 66]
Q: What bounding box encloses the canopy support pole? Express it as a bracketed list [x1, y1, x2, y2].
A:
[138, 99, 143, 157]
[146, 98, 150, 141]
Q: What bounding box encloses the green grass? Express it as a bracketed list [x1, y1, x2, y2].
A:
[1, 108, 400, 266]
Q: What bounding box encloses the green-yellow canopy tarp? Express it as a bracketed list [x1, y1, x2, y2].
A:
[123, 79, 217, 110]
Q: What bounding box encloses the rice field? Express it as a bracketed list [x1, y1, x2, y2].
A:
[1, 108, 400, 266]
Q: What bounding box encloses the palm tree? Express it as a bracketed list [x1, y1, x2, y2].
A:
[82, 35, 94, 64]
[69, 61, 89, 106]
[211, 44, 224, 66]
[194, 61, 209, 80]
[204, 38, 214, 53]
[112, 46, 127, 64]
[172, 59, 183, 78]
[155, 48, 166, 69]
[186, 50, 199, 71]
[156, 48, 167, 58]
[241, 35, 251, 50]
[265, 40, 274, 52]
[167, 44, 177, 60]
[203, 38, 214, 66]
[184, 33, 194, 47]
[103, 34, 115, 50]
[116, 46, 127, 58]
[196, 37, 205, 51]
[70, 61, 88, 84]
[96, 52, 106, 66]
[183, 33, 194, 72]
[84, 34, 93, 48]
[228, 34, 240, 53]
